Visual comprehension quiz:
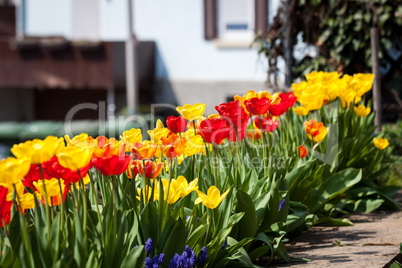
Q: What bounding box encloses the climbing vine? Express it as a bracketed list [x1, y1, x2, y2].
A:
[255, 0, 402, 86]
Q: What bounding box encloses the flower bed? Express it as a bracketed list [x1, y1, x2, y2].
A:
[0, 71, 397, 267]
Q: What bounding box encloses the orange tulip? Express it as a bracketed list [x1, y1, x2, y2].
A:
[127, 160, 163, 179]
[298, 145, 308, 158]
[93, 137, 121, 158]
[131, 142, 157, 160]
[304, 119, 328, 142]
[247, 129, 262, 140]
[160, 134, 187, 159]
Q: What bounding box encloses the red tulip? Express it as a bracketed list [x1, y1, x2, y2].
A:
[0, 186, 12, 227]
[227, 123, 247, 142]
[23, 164, 50, 190]
[92, 153, 132, 176]
[215, 100, 250, 128]
[166, 116, 188, 133]
[42, 156, 91, 184]
[92, 141, 133, 176]
[282, 92, 297, 108]
[254, 116, 279, 132]
[244, 97, 271, 115]
[198, 118, 230, 145]
[269, 92, 297, 116]
[269, 103, 287, 116]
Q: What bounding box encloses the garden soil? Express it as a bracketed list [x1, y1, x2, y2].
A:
[272, 191, 402, 268]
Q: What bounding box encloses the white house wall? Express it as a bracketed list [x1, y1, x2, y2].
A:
[22, 0, 283, 115]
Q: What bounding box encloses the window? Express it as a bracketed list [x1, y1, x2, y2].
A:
[204, 0, 268, 44]
[218, 0, 255, 41]
[72, 0, 100, 41]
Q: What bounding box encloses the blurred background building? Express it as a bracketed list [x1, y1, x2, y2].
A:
[0, 0, 280, 121]
[0, 0, 400, 149]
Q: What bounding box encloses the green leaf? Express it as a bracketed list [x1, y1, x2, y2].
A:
[284, 160, 315, 191]
[257, 181, 280, 233]
[353, 199, 384, 213]
[140, 203, 160, 248]
[234, 191, 257, 242]
[249, 245, 271, 261]
[120, 246, 146, 268]
[156, 216, 176, 253]
[162, 219, 186, 268]
[312, 168, 362, 213]
[227, 212, 245, 227]
[209, 237, 253, 267]
[186, 224, 207, 249]
[285, 202, 309, 233]
[390, 261, 402, 268]
[315, 217, 354, 226]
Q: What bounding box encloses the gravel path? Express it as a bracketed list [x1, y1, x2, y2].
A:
[272, 193, 402, 267]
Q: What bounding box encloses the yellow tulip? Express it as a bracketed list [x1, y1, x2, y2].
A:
[64, 133, 97, 149]
[0, 157, 30, 185]
[207, 114, 221, 119]
[373, 137, 389, 150]
[257, 91, 281, 105]
[137, 180, 182, 204]
[292, 106, 309, 116]
[164, 186, 181, 204]
[353, 73, 374, 100]
[156, 119, 165, 129]
[11, 136, 65, 164]
[57, 146, 94, 170]
[152, 179, 182, 204]
[136, 186, 157, 202]
[33, 178, 65, 206]
[176, 103, 206, 121]
[354, 105, 371, 117]
[33, 178, 64, 198]
[175, 176, 198, 198]
[19, 193, 36, 209]
[195, 186, 230, 209]
[162, 179, 182, 203]
[120, 128, 142, 149]
[148, 128, 170, 144]
[1, 180, 25, 201]
[293, 71, 341, 111]
[325, 81, 341, 101]
[292, 81, 325, 111]
[185, 135, 205, 156]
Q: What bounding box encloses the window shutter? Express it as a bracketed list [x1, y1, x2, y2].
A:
[0, 6, 16, 37]
[204, 0, 217, 40]
[254, 0, 268, 39]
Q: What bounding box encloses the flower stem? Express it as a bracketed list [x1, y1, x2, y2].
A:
[88, 172, 104, 247]
[38, 164, 51, 244]
[111, 176, 118, 248]
[163, 158, 173, 226]
[258, 116, 267, 176]
[78, 171, 88, 238]
[57, 179, 65, 233]
[143, 160, 149, 204]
